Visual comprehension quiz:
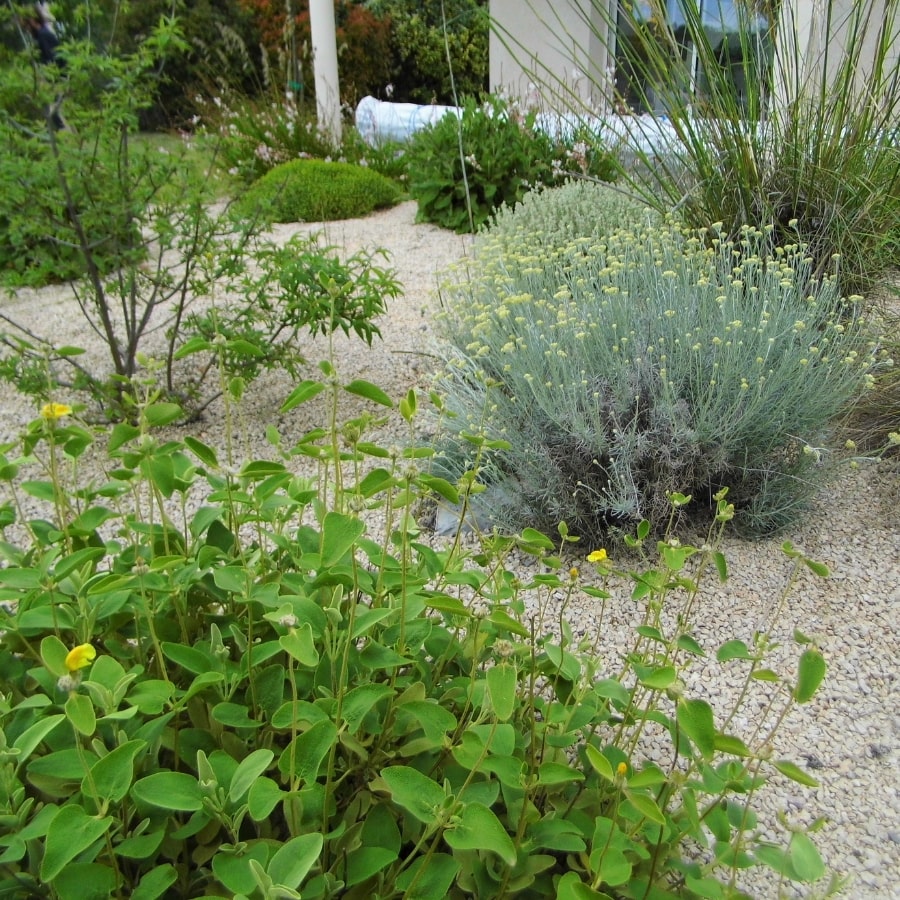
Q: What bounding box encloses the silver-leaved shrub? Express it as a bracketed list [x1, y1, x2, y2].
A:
[435, 187, 877, 538]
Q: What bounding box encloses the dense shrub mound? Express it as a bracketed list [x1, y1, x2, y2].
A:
[235, 159, 401, 224]
[406, 98, 617, 233]
[434, 197, 877, 538]
[487, 180, 655, 254]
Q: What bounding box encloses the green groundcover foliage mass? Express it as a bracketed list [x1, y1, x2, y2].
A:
[0, 366, 834, 898]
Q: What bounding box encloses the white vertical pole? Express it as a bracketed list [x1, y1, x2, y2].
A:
[308, 0, 342, 146]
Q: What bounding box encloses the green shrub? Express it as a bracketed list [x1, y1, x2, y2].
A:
[434, 211, 877, 538]
[0, 28, 398, 417]
[0, 365, 833, 898]
[367, 0, 489, 103]
[0, 57, 146, 287]
[406, 97, 617, 233]
[234, 158, 401, 224]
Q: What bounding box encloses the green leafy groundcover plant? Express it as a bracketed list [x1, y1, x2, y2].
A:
[233, 158, 402, 225]
[434, 198, 879, 538]
[0, 370, 835, 898]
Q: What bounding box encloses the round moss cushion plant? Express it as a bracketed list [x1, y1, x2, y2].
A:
[235, 158, 402, 224]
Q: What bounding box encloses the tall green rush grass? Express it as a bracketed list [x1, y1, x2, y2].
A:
[492, 0, 900, 293]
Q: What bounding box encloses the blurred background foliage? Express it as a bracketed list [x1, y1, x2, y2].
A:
[0, 0, 489, 129]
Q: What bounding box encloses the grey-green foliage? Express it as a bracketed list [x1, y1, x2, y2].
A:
[486, 180, 656, 254]
[435, 207, 876, 539]
[234, 158, 401, 225]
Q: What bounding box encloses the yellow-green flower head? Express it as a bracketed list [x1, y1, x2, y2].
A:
[587, 549, 607, 563]
[65, 643, 96, 673]
[40, 402, 72, 421]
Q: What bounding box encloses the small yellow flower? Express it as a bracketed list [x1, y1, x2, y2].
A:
[569, 567, 579, 580]
[65, 643, 96, 673]
[40, 402, 72, 421]
[616, 761, 628, 777]
[587, 549, 607, 563]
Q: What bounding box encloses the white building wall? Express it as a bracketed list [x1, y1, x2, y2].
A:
[489, 0, 614, 109]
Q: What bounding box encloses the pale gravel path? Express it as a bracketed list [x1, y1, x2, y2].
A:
[2, 201, 898, 898]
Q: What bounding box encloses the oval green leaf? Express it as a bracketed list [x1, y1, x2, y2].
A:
[132, 771, 203, 811]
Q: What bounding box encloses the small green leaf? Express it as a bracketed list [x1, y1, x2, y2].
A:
[279, 719, 337, 784]
[717, 639, 755, 662]
[341, 683, 394, 732]
[248, 777, 284, 821]
[346, 845, 398, 886]
[677, 698, 716, 761]
[65, 692, 96, 736]
[713, 734, 752, 757]
[536, 762, 583, 785]
[802, 557, 829, 578]
[486, 663, 517, 722]
[212, 702, 263, 729]
[789, 831, 825, 881]
[239, 460, 287, 478]
[280, 380, 326, 413]
[595, 846, 632, 886]
[518, 527, 555, 550]
[415, 474, 460, 504]
[381, 765, 447, 825]
[41, 635, 69, 678]
[161, 642, 214, 675]
[108, 423, 141, 452]
[212, 843, 270, 895]
[625, 790, 666, 826]
[132, 771, 203, 811]
[395, 853, 459, 900]
[40, 806, 114, 881]
[399, 388, 417, 422]
[751, 668, 781, 682]
[131, 864, 178, 900]
[321, 511, 365, 566]
[183, 436, 219, 468]
[557, 872, 614, 899]
[677, 633, 705, 656]
[585, 744, 614, 782]
[11, 715, 65, 770]
[343, 379, 394, 407]
[143, 402, 182, 427]
[229, 749, 274, 803]
[52, 862, 116, 900]
[267, 833, 323, 889]
[638, 665, 676, 690]
[84, 740, 145, 804]
[279, 623, 320, 667]
[793, 648, 826, 703]
[115, 830, 166, 861]
[713, 551, 728, 581]
[772, 759, 819, 788]
[444, 802, 517, 865]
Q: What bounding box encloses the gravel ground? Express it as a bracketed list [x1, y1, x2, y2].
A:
[2, 200, 898, 898]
